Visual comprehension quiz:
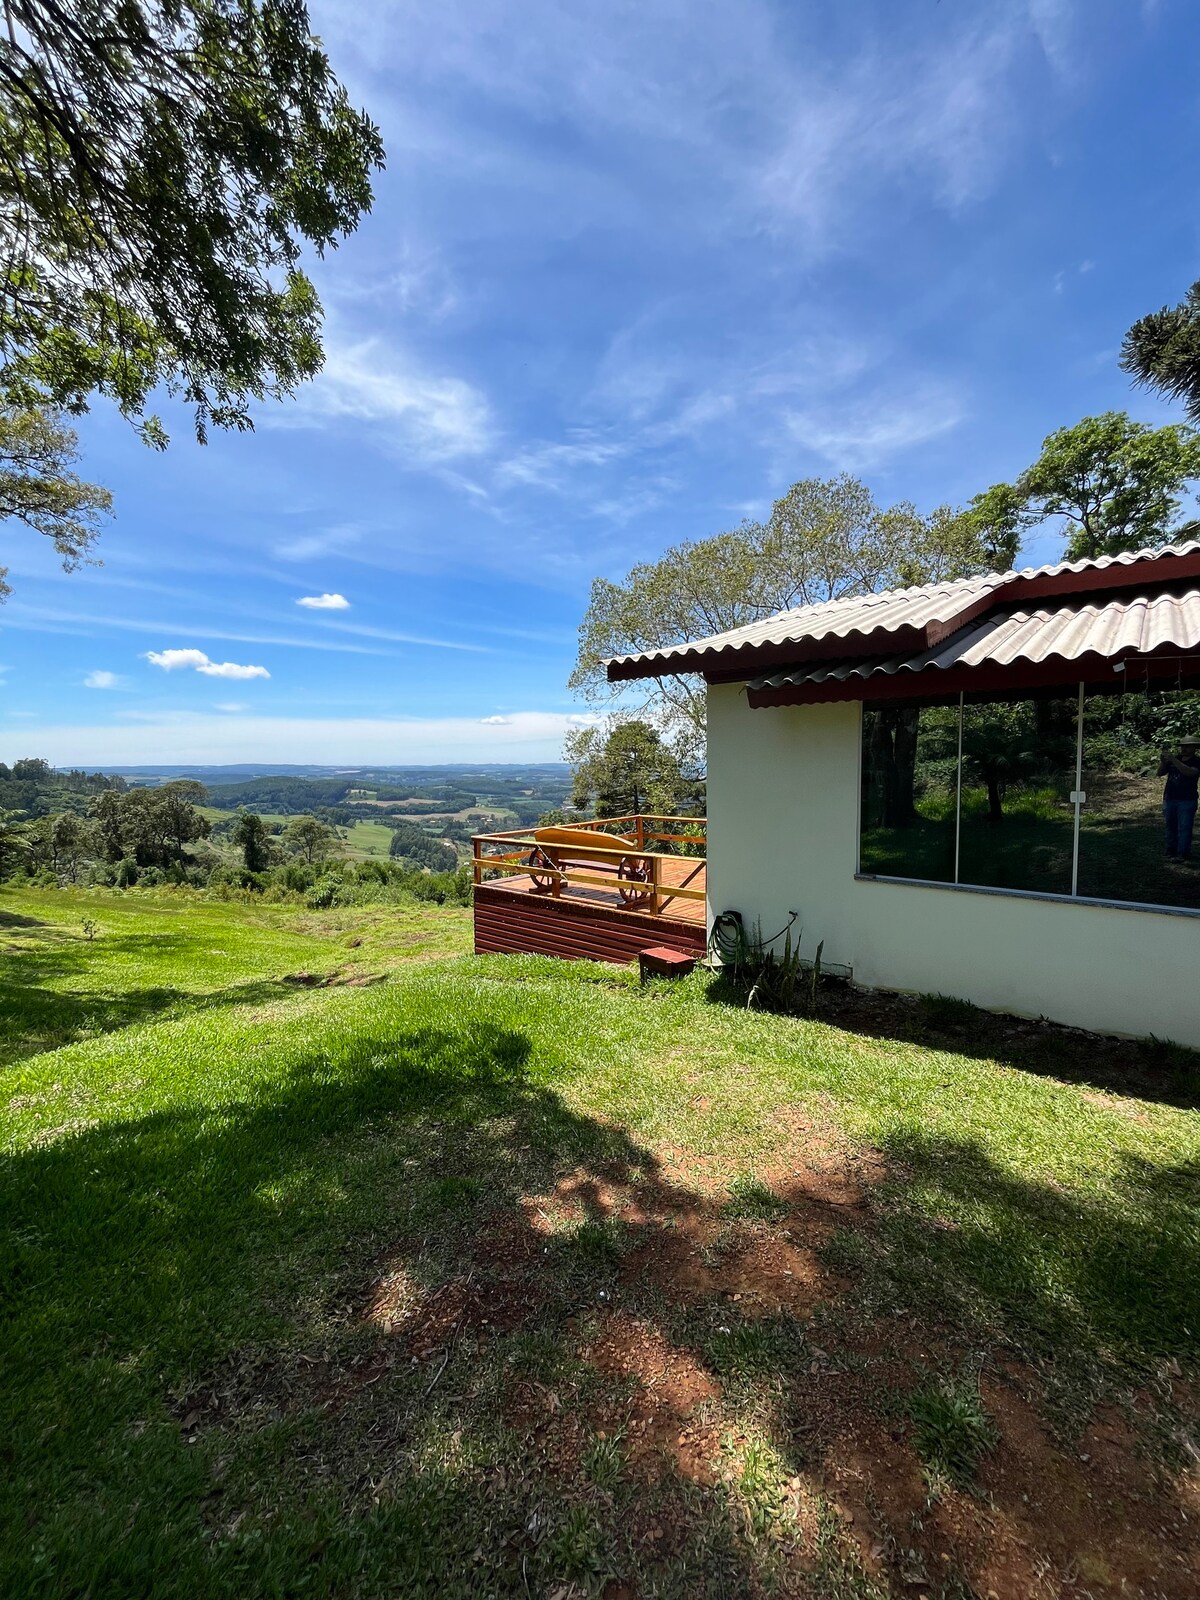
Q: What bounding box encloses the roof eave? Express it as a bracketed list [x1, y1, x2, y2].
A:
[746, 642, 1200, 709]
[604, 544, 1200, 684]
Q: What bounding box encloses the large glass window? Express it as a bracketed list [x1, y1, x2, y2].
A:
[1078, 688, 1200, 910]
[858, 687, 1200, 913]
[958, 695, 1077, 895]
[860, 705, 957, 882]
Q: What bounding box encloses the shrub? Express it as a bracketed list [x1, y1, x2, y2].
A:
[115, 858, 139, 888]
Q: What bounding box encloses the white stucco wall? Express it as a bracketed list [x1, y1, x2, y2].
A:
[705, 681, 1200, 1049]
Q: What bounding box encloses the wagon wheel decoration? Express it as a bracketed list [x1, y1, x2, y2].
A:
[525, 844, 558, 893]
[617, 854, 654, 906]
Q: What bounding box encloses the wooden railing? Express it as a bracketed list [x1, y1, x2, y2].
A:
[471, 814, 706, 918]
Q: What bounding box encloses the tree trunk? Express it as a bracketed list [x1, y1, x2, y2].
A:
[986, 777, 1005, 823]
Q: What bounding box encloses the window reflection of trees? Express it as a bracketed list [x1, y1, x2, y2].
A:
[859, 687, 1200, 912]
[958, 697, 1076, 896]
[1079, 689, 1200, 910]
[859, 705, 956, 883]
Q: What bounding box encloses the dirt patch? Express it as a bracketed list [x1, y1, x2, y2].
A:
[583, 1312, 722, 1484]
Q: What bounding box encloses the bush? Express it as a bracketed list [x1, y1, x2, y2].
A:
[115, 858, 139, 888]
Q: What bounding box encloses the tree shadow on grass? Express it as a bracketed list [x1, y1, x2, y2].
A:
[2, 1026, 1198, 1598]
[0, 910, 50, 930]
[0, 972, 334, 1071]
[0, 925, 353, 1069]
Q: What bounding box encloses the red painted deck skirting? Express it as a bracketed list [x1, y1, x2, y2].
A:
[473, 882, 708, 965]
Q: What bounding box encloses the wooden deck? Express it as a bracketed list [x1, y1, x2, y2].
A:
[472, 816, 707, 965]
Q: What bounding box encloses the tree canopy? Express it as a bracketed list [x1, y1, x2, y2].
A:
[570, 475, 991, 762]
[565, 720, 688, 819]
[1122, 280, 1200, 425]
[89, 780, 209, 866]
[0, 0, 384, 442]
[0, 407, 111, 596]
[967, 411, 1200, 562]
[231, 810, 272, 873]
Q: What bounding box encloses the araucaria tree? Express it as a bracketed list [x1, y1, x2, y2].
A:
[1122, 280, 1200, 424]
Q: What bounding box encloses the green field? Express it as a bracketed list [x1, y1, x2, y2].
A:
[2, 885, 1198, 1597]
[341, 818, 406, 859]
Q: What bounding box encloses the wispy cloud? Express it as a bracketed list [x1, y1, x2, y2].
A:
[2, 604, 397, 657]
[145, 648, 271, 681]
[297, 592, 351, 610]
[495, 434, 627, 491]
[83, 669, 121, 689]
[275, 524, 362, 563]
[781, 380, 966, 472]
[282, 330, 494, 462]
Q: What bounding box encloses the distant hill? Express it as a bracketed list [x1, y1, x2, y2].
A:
[98, 763, 570, 785]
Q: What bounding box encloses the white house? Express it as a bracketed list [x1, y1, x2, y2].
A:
[608, 540, 1200, 1049]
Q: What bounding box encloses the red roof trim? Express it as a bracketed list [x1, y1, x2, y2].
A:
[746, 644, 1200, 709]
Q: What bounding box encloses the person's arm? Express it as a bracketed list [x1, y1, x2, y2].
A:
[1161, 752, 1198, 775]
[1159, 749, 1173, 775]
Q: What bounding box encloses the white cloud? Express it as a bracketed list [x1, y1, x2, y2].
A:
[296, 593, 351, 610]
[782, 380, 964, 472]
[495, 435, 627, 492]
[144, 648, 210, 672]
[274, 524, 362, 563]
[285, 331, 494, 462]
[83, 670, 120, 689]
[145, 648, 270, 681]
[10, 711, 589, 765]
[215, 703, 247, 713]
[479, 714, 510, 725]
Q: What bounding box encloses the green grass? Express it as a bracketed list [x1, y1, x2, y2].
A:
[907, 1370, 997, 1493]
[341, 818, 403, 859]
[2, 885, 1198, 1597]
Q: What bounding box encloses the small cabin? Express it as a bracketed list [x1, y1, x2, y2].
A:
[605, 539, 1200, 1049]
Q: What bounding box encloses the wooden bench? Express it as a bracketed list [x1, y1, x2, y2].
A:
[525, 826, 656, 906]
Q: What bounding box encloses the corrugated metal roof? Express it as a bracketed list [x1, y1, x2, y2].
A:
[606, 537, 1200, 677]
[749, 588, 1200, 693]
[605, 574, 1002, 673]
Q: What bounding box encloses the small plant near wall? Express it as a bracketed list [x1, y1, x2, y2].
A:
[710, 910, 824, 1015]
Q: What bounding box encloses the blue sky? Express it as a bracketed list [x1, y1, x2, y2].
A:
[3, 0, 1199, 766]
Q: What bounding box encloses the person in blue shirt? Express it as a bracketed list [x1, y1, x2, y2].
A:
[1158, 735, 1200, 861]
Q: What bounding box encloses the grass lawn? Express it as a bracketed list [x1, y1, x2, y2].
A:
[2, 886, 1198, 1598]
[341, 818, 405, 859]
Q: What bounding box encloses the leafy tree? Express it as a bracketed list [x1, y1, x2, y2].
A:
[565, 720, 686, 819]
[0, 0, 384, 443]
[282, 814, 340, 864]
[1122, 280, 1200, 425]
[571, 476, 990, 762]
[89, 782, 208, 865]
[154, 780, 210, 855]
[231, 810, 271, 873]
[49, 810, 93, 880]
[0, 809, 28, 876]
[387, 819, 457, 873]
[0, 407, 112, 597]
[968, 412, 1200, 563]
